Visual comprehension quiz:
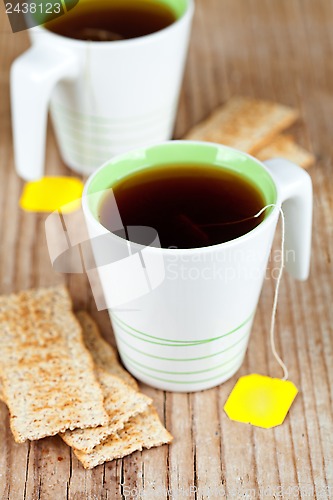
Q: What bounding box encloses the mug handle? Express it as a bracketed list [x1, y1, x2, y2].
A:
[11, 44, 80, 180]
[264, 158, 313, 281]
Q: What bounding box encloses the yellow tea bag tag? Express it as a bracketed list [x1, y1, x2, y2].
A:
[224, 374, 298, 429]
[20, 177, 84, 213]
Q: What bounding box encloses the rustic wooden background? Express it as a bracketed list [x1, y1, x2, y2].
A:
[1, 0, 333, 498]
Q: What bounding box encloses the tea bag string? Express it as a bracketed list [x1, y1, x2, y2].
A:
[254, 204, 289, 381]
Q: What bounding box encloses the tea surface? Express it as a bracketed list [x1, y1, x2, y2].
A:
[45, 0, 177, 41]
[99, 164, 266, 249]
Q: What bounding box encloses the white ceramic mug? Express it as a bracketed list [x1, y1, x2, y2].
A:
[11, 0, 194, 180]
[82, 141, 312, 392]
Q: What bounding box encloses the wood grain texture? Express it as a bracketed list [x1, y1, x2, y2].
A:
[0, 0, 332, 498]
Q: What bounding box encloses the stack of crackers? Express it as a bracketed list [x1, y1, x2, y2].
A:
[185, 96, 315, 169]
[0, 286, 172, 469]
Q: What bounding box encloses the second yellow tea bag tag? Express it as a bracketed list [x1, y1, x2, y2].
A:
[20, 177, 84, 213]
[224, 206, 298, 429]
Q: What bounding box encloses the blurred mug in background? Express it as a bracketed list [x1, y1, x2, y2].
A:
[11, 0, 194, 180]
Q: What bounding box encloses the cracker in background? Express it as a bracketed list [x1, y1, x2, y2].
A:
[73, 408, 173, 469]
[61, 368, 152, 452]
[256, 134, 315, 169]
[184, 96, 299, 154]
[76, 311, 138, 390]
[0, 286, 108, 443]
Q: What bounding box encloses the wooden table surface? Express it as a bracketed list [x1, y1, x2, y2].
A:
[1, 1, 333, 499]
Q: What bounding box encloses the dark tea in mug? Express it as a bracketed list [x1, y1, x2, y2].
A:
[44, 0, 177, 41]
[98, 164, 266, 249]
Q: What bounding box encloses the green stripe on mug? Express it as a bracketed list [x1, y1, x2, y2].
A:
[111, 311, 254, 347]
[121, 358, 244, 385]
[119, 347, 245, 375]
[115, 328, 250, 361]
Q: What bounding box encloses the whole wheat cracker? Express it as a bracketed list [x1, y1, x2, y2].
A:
[255, 134, 315, 169]
[63, 315, 172, 468]
[0, 311, 136, 403]
[0, 314, 148, 452]
[76, 311, 138, 390]
[184, 96, 299, 154]
[73, 407, 173, 469]
[0, 286, 108, 443]
[61, 368, 152, 452]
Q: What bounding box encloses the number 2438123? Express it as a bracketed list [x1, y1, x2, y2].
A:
[5, 2, 62, 14]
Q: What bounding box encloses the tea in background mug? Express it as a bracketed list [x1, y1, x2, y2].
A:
[82, 141, 313, 392]
[11, 0, 194, 180]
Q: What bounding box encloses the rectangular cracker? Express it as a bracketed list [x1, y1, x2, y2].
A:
[0, 286, 108, 443]
[76, 311, 138, 390]
[73, 407, 173, 469]
[184, 96, 299, 153]
[61, 368, 152, 452]
[255, 134, 315, 169]
[0, 311, 136, 403]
